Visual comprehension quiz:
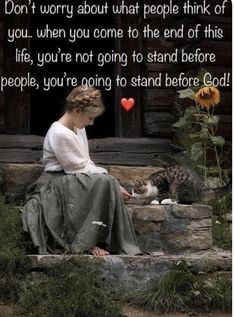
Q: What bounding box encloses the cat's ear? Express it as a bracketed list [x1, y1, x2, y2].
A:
[135, 179, 147, 186]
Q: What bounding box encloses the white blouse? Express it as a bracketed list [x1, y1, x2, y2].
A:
[43, 121, 107, 175]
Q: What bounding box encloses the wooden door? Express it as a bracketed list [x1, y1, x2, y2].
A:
[114, 0, 142, 137]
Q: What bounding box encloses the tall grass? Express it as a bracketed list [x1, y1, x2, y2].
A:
[128, 260, 232, 313]
[16, 257, 122, 317]
[0, 196, 28, 302]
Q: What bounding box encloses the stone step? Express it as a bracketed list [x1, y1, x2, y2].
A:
[0, 163, 161, 199]
[130, 204, 212, 253]
[1, 163, 43, 199]
[0, 163, 213, 253]
[28, 249, 232, 291]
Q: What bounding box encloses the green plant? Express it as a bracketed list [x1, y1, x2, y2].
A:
[128, 259, 232, 313]
[16, 257, 122, 317]
[173, 69, 226, 187]
[132, 270, 188, 312]
[185, 273, 232, 311]
[212, 217, 232, 250]
[0, 195, 28, 302]
[0, 195, 25, 260]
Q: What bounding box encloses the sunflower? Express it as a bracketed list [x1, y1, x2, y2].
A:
[194, 86, 220, 109]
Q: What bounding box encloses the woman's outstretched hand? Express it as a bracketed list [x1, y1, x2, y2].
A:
[119, 185, 132, 201]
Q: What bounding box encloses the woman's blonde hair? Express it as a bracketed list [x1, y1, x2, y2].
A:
[65, 86, 105, 116]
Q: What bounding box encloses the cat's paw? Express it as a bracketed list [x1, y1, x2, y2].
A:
[150, 199, 160, 205]
[161, 199, 177, 205]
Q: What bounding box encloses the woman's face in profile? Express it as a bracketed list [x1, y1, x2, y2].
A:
[73, 108, 97, 129]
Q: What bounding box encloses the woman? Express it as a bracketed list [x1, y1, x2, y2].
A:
[22, 86, 141, 256]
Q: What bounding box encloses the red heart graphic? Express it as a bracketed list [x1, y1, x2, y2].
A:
[120, 98, 135, 112]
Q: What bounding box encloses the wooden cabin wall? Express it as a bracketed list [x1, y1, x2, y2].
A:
[0, 0, 232, 143]
[0, 0, 30, 134]
[142, 0, 232, 141]
[0, 6, 4, 133]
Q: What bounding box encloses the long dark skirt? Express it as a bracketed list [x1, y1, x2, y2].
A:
[22, 172, 141, 255]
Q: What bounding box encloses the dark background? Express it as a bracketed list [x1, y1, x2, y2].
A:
[30, 0, 115, 138]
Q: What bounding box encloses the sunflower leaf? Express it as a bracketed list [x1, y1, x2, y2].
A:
[210, 136, 225, 147]
[199, 128, 209, 141]
[184, 106, 198, 119]
[177, 88, 195, 99]
[190, 128, 209, 142]
[172, 117, 186, 128]
[191, 142, 204, 161]
[198, 68, 210, 84]
[206, 115, 220, 126]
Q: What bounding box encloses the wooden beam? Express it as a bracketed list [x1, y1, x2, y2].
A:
[0, 135, 43, 148]
[143, 112, 175, 137]
[114, 0, 142, 137]
[89, 137, 172, 153]
[90, 152, 171, 166]
[143, 89, 176, 106]
[0, 136, 174, 165]
[0, 149, 42, 163]
[4, 0, 30, 134]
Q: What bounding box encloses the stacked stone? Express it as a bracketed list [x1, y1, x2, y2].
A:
[0, 163, 213, 254]
[108, 165, 213, 253]
[0, 163, 160, 200]
[131, 204, 212, 253]
[29, 250, 232, 291]
[3, 163, 43, 200]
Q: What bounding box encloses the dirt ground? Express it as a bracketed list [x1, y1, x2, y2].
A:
[0, 304, 232, 317]
[123, 306, 232, 317]
[0, 305, 13, 317]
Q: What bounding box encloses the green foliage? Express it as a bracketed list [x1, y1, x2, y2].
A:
[212, 218, 232, 250]
[0, 195, 25, 261]
[191, 142, 204, 161]
[16, 257, 122, 317]
[197, 68, 209, 84]
[177, 88, 195, 99]
[185, 273, 232, 311]
[128, 260, 232, 313]
[0, 196, 122, 316]
[131, 270, 187, 312]
[209, 189, 232, 250]
[173, 69, 231, 223]
[173, 69, 226, 186]
[173, 103, 225, 167]
[0, 195, 28, 303]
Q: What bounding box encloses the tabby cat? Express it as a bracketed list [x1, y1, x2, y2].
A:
[132, 165, 227, 205]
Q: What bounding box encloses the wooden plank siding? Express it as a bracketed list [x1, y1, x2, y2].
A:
[141, 0, 232, 141]
[0, 2, 4, 133]
[115, 0, 142, 137]
[3, 1, 30, 134]
[0, 135, 175, 166]
[0, 0, 232, 149]
[143, 89, 231, 115]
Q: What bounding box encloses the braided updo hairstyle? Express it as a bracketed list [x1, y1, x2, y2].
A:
[65, 86, 105, 116]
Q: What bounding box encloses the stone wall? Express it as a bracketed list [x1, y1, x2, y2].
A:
[131, 204, 212, 253]
[1, 163, 213, 254]
[2, 163, 43, 199]
[0, 163, 162, 200]
[29, 250, 232, 291]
